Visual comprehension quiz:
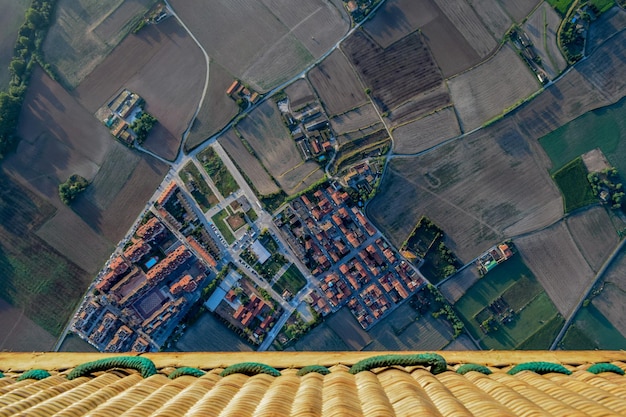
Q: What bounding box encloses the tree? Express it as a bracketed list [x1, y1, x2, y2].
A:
[130, 112, 157, 143]
[58, 174, 89, 205]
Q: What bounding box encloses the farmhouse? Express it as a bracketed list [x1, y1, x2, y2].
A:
[477, 242, 515, 275]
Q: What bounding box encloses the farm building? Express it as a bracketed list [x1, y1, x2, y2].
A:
[0, 351, 625, 416]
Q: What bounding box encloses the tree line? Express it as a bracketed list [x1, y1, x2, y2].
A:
[0, 0, 57, 159]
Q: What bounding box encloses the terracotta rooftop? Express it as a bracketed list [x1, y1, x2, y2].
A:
[0, 351, 625, 416]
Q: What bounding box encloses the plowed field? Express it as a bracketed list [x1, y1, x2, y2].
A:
[392, 107, 461, 154]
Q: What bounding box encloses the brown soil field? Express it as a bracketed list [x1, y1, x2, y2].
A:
[439, 267, 481, 304]
[587, 7, 626, 54]
[468, 0, 513, 39]
[566, 206, 618, 272]
[512, 31, 626, 142]
[241, 34, 313, 91]
[341, 31, 444, 113]
[448, 45, 540, 131]
[293, 323, 351, 351]
[432, 0, 497, 57]
[392, 107, 461, 154]
[308, 49, 367, 116]
[173, 313, 253, 352]
[499, 0, 542, 22]
[593, 284, 626, 339]
[368, 117, 562, 262]
[280, 162, 326, 195]
[74, 18, 205, 161]
[515, 221, 595, 317]
[336, 123, 385, 145]
[385, 84, 451, 127]
[326, 307, 372, 350]
[285, 78, 317, 110]
[219, 129, 280, 196]
[289, 2, 349, 58]
[186, 61, 239, 151]
[364, 0, 436, 47]
[43, 0, 156, 87]
[582, 148, 611, 173]
[0, 298, 57, 352]
[364, 305, 454, 350]
[0, 0, 30, 89]
[237, 101, 323, 195]
[330, 104, 381, 135]
[523, 3, 567, 79]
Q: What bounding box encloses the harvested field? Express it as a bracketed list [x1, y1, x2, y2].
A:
[576, 31, 626, 103]
[337, 123, 384, 145]
[523, 3, 567, 79]
[0, 298, 56, 352]
[219, 129, 279, 196]
[468, 0, 513, 39]
[567, 207, 618, 272]
[293, 323, 350, 351]
[285, 79, 317, 110]
[432, 0, 497, 57]
[368, 118, 562, 262]
[74, 18, 205, 160]
[173, 313, 253, 351]
[591, 248, 626, 338]
[0, 172, 91, 337]
[170, 0, 346, 91]
[242, 34, 313, 91]
[392, 107, 461, 154]
[330, 104, 381, 135]
[587, 6, 626, 54]
[0, 0, 29, 89]
[44, 0, 156, 87]
[364, 305, 454, 351]
[515, 221, 594, 317]
[385, 84, 451, 127]
[342, 31, 444, 113]
[364, 0, 436, 47]
[439, 268, 481, 304]
[326, 307, 371, 350]
[308, 49, 367, 116]
[186, 61, 239, 151]
[448, 45, 539, 131]
[582, 148, 611, 173]
[237, 101, 323, 195]
[499, 0, 542, 22]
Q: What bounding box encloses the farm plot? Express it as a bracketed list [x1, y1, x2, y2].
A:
[331, 129, 390, 174]
[186, 61, 239, 151]
[0, 298, 57, 352]
[588, 246, 626, 337]
[0, 172, 91, 337]
[467, 0, 513, 39]
[197, 146, 239, 198]
[368, 118, 562, 262]
[73, 18, 205, 160]
[499, 0, 542, 22]
[363, 0, 437, 47]
[561, 304, 626, 349]
[58, 333, 98, 352]
[448, 45, 539, 131]
[392, 107, 461, 154]
[432, 0, 497, 57]
[0, 0, 30, 89]
[237, 101, 324, 195]
[43, 0, 157, 88]
[515, 221, 594, 317]
[539, 96, 626, 174]
[308, 49, 367, 116]
[385, 84, 451, 127]
[285, 79, 317, 110]
[330, 104, 381, 135]
[551, 157, 597, 212]
[293, 323, 350, 351]
[439, 267, 481, 304]
[364, 304, 455, 351]
[587, 6, 626, 54]
[342, 31, 445, 113]
[576, 31, 626, 103]
[523, 2, 567, 79]
[326, 306, 372, 350]
[173, 312, 253, 351]
[218, 129, 279, 196]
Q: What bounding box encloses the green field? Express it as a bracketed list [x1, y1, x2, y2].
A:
[180, 162, 218, 212]
[590, 0, 616, 13]
[546, 0, 575, 15]
[198, 147, 240, 197]
[540, 97, 626, 174]
[454, 256, 561, 349]
[272, 264, 307, 296]
[211, 209, 235, 244]
[552, 157, 597, 212]
[561, 303, 626, 349]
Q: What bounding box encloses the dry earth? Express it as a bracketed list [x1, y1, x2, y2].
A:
[566, 206, 618, 273]
[468, 0, 513, 39]
[364, 0, 438, 47]
[392, 107, 461, 154]
[592, 247, 626, 338]
[330, 104, 381, 135]
[0, 298, 57, 352]
[285, 78, 317, 110]
[586, 5, 626, 53]
[439, 267, 481, 304]
[385, 84, 451, 128]
[515, 221, 595, 317]
[499, 0, 542, 22]
[448, 45, 540, 131]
